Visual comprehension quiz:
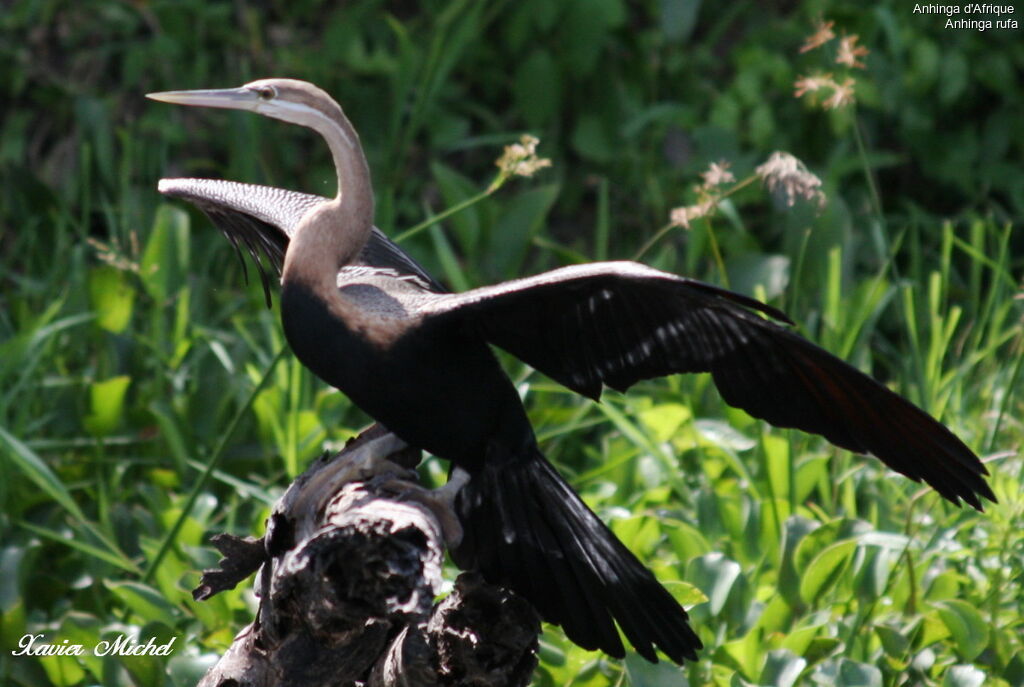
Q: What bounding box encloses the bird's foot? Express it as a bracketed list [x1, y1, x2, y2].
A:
[365, 469, 468, 549]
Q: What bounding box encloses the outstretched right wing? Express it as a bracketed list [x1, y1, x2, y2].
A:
[159, 178, 445, 304]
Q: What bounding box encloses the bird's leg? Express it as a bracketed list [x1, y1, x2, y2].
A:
[365, 467, 469, 549]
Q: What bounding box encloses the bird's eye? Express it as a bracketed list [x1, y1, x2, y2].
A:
[255, 86, 275, 100]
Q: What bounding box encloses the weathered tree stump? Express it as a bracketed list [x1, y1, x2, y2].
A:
[194, 424, 540, 687]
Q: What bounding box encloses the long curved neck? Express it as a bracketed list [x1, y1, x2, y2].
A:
[282, 103, 373, 291]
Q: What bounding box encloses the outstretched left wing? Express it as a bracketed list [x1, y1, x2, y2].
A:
[419, 261, 994, 509]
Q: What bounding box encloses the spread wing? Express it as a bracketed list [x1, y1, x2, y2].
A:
[420, 261, 994, 509]
[158, 178, 445, 304]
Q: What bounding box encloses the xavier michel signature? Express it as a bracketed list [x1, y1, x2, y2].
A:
[11, 633, 177, 657]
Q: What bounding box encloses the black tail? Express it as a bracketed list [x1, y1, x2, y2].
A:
[451, 447, 701, 663]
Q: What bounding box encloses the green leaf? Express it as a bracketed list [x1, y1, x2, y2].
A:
[83, 375, 131, 437]
[919, 611, 952, 648]
[794, 455, 830, 503]
[639, 402, 692, 442]
[793, 519, 843, 575]
[430, 160, 482, 256]
[687, 552, 741, 617]
[935, 600, 990, 661]
[663, 579, 708, 608]
[694, 418, 756, 451]
[777, 515, 820, 605]
[88, 265, 135, 333]
[141, 204, 190, 302]
[716, 629, 761, 680]
[760, 649, 807, 687]
[664, 520, 711, 563]
[571, 115, 615, 163]
[875, 624, 910, 658]
[778, 623, 822, 655]
[40, 649, 86, 687]
[799, 539, 857, 604]
[942, 665, 987, 687]
[762, 433, 791, 504]
[487, 183, 559, 278]
[0, 426, 87, 523]
[836, 658, 882, 687]
[624, 652, 689, 685]
[658, 0, 700, 41]
[59, 612, 105, 679]
[803, 637, 842, 666]
[727, 253, 790, 301]
[514, 49, 562, 128]
[104, 580, 179, 628]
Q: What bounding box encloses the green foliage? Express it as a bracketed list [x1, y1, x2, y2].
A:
[1, 1, 1022, 686]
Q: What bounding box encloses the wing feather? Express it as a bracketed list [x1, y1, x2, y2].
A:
[419, 261, 994, 509]
[158, 178, 445, 299]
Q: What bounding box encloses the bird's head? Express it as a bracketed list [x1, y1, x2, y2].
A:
[147, 78, 351, 143]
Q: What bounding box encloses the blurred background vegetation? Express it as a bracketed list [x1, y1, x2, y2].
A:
[1, 1, 1021, 686]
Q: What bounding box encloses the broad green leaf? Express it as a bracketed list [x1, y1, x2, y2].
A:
[760, 649, 807, 687]
[753, 595, 791, 636]
[777, 515, 820, 605]
[664, 520, 711, 563]
[716, 630, 762, 680]
[758, 497, 790, 564]
[610, 515, 660, 555]
[727, 254, 790, 301]
[624, 652, 689, 685]
[571, 114, 615, 163]
[83, 375, 131, 437]
[918, 611, 953, 649]
[804, 637, 843, 666]
[925, 570, 963, 601]
[639, 402, 691, 443]
[763, 433, 791, 504]
[658, 0, 700, 41]
[663, 579, 708, 608]
[59, 612, 104, 679]
[793, 519, 844, 575]
[935, 600, 990, 661]
[0, 545, 27, 611]
[800, 539, 857, 604]
[855, 546, 897, 600]
[141, 204, 190, 302]
[694, 418, 756, 451]
[40, 650, 86, 687]
[836, 658, 882, 687]
[488, 183, 559, 278]
[942, 665, 986, 687]
[794, 455, 829, 503]
[875, 624, 910, 658]
[89, 265, 135, 333]
[687, 553, 741, 617]
[778, 623, 822, 656]
[0, 599, 25, 654]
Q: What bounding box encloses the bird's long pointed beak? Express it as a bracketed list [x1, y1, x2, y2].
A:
[146, 87, 258, 111]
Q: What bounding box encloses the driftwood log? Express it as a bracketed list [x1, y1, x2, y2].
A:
[194, 424, 540, 687]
